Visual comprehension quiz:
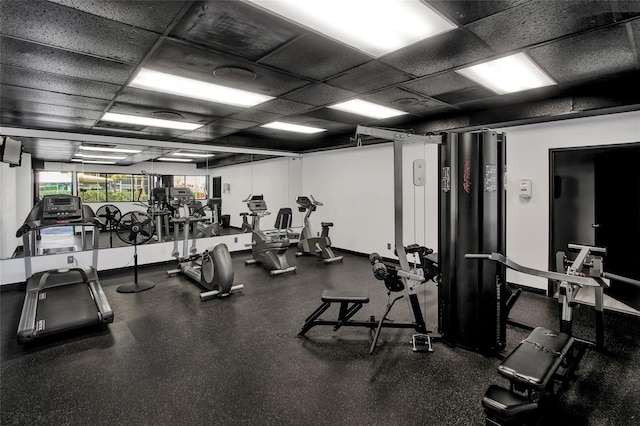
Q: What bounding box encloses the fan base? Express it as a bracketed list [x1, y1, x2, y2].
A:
[117, 280, 155, 293]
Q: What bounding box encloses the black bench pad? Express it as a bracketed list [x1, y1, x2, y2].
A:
[482, 385, 539, 419]
[498, 327, 574, 390]
[321, 290, 369, 303]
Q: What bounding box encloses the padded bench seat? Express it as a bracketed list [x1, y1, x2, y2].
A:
[298, 289, 370, 336]
[482, 327, 576, 426]
[321, 290, 369, 303]
[498, 327, 574, 390]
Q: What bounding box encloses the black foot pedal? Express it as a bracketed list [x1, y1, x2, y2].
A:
[411, 334, 433, 352]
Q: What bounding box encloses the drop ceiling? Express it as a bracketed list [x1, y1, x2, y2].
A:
[1, 0, 639, 167]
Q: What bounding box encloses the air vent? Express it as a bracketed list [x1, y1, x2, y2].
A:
[213, 67, 257, 83]
[152, 111, 184, 120]
[391, 98, 420, 106]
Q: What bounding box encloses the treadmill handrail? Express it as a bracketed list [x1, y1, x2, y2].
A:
[16, 218, 102, 237]
[37, 267, 90, 290]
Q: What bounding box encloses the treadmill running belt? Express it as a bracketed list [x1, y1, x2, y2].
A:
[35, 284, 100, 335]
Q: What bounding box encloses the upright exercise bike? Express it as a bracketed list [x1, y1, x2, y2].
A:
[295, 195, 343, 263]
[166, 187, 243, 301]
[243, 195, 297, 276]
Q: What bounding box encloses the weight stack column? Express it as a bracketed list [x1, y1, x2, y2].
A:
[438, 129, 507, 354]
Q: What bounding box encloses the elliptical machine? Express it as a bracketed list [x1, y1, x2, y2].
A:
[166, 187, 243, 301]
[295, 195, 343, 263]
[243, 194, 297, 276]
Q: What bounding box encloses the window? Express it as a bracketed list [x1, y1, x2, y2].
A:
[78, 173, 108, 202]
[107, 174, 133, 202]
[174, 175, 208, 200]
[133, 174, 149, 202]
[36, 171, 73, 199]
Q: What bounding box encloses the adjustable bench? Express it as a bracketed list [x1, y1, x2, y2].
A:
[482, 327, 578, 426]
[298, 290, 370, 336]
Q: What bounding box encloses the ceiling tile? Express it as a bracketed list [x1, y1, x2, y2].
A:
[209, 118, 259, 130]
[258, 32, 371, 80]
[47, 0, 188, 33]
[0, 36, 136, 85]
[0, 64, 121, 99]
[401, 72, 477, 97]
[327, 61, 413, 93]
[107, 102, 212, 126]
[178, 125, 240, 141]
[0, 85, 109, 111]
[283, 83, 356, 106]
[380, 30, 495, 77]
[1, 98, 102, 120]
[429, 0, 530, 25]
[529, 24, 636, 83]
[115, 87, 242, 117]
[1, 109, 96, 129]
[433, 86, 498, 105]
[362, 87, 447, 115]
[1, 1, 160, 64]
[228, 109, 283, 123]
[143, 39, 310, 97]
[171, 1, 302, 61]
[253, 99, 315, 115]
[467, 0, 618, 53]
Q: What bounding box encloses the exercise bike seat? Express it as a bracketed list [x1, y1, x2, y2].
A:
[321, 222, 334, 227]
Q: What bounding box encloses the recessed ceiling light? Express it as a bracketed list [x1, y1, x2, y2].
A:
[75, 153, 126, 160]
[157, 157, 193, 162]
[71, 159, 116, 165]
[78, 146, 141, 154]
[101, 112, 203, 131]
[455, 53, 557, 95]
[172, 152, 215, 158]
[328, 99, 408, 119]
[261, 121, 327, 134]
[130, 68, 274, 108]
[245, 0, 456, 58]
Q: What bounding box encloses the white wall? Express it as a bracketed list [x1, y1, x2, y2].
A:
[301, 142, 440, 259]
[498, 110, 640, 290]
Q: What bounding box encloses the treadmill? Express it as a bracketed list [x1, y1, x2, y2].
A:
[16, 194, 114, 344]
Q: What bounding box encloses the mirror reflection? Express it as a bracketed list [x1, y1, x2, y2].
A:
[9, 155, 303, 259]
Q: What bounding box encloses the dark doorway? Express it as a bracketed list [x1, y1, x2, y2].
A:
[550, 143, 640, 311]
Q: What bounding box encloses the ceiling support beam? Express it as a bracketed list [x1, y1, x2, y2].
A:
[0, 127, 302, 158]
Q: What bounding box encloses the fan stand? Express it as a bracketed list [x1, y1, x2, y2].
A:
[116, 240, 155, 293]
[116, 212, 155, 293]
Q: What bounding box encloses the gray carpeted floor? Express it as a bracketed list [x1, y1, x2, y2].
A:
[1, 249, 639, 425]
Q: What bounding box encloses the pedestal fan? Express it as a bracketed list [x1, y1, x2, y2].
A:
[115, 211, 156, 293]
[96, 204, 121, 248]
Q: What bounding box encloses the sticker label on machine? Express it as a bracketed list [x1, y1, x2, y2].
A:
[441, 167, 451, 192]
[484, 164, 498, 192]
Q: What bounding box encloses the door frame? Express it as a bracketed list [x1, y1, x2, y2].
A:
[549, 142, 640, 296]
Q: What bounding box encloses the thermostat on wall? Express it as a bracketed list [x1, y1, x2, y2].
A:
[519, 179, 532, 199]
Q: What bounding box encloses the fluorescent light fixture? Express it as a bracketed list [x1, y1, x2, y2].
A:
[71, 159, 116, 165]
[101, 112, 203, 131]
[261, 121, 327, 134]
[75, 153, 126, 160]
[172, 152, 215, 158]
[456, 53, 557, 95]
[245, 0, 456, 58]
[130, 68, 274, 107]
[78, 146, 141, 154]
[328, 99, 408, 119]
[156, 157, 193, 162]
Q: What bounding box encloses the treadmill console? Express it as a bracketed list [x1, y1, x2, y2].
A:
[41, 195, 83, 223]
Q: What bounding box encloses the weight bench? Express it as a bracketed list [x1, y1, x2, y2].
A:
[482, 327, 578, 426]
[298, 290, 370, 336]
